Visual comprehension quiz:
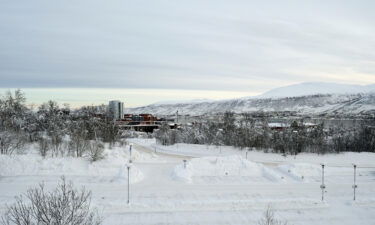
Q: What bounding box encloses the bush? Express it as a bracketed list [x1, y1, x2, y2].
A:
[38, 136, 50, 158]
[88, 140, 105, 162]
[1, 177, 101, 225]
[258, 206, 288, 225]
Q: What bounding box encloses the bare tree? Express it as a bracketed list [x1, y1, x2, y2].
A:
[68, 122, 90, 158]
[1, 177, 101, 225]
[0, 131, 25, 155]
[154, 123, 171, 145]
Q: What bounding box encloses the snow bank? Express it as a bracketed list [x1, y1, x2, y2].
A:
[0, 147, 145, 184]
[172, 155, 326, 184]
[111, 164, 144, 184]
[277, 163, 322, 182]
[130, 138, 375, 168]
[172, 155, 281, 183]
[0, 154, 90, 176]
[103, 146, 157, 165]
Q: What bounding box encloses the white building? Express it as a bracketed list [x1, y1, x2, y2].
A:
[108, 100, 124, 120]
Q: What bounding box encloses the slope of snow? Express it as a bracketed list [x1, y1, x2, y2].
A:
[171, 155, 282, 183]
[0, 146, 149, 183]
[126, 82, 375, 115]
[111, 164, 144, 184]
[131, 139, 375, 167]
[127, 93, 375, 115]
[277, 163, 322, 182]
[151, 98, 214, 106]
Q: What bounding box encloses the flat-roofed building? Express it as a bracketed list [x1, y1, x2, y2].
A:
[108, 100, 124, 120]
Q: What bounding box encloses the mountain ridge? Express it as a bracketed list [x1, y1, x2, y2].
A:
[259, 82, 375, 98]
[126, 82, 375, 115]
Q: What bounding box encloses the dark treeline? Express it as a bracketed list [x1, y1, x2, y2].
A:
[0, 90, 121, 160]
[155, 112, 375, 155]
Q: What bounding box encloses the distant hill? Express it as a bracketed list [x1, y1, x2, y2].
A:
[126, 82, 375, 116]
[258, 82, 375, 98]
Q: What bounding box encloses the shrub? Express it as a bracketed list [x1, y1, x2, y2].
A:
[1, 177, 101, 225]
[258, 206, 288, 225]
[88, 140, 105, 162]
[38, 136, 50, 158]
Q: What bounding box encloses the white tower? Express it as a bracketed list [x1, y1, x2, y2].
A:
[108, 100, 124, 120]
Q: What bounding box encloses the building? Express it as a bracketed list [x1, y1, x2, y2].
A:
[268, 122, 290, 131]
[139, 114, 158, 124]
[108, 100, 124, 120]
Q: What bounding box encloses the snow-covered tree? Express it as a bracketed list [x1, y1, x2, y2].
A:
[0, 131, 25, 155]
[0, 90, 28, 132]
[37, 101, 68, 157]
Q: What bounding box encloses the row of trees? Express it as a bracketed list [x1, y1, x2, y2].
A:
[155, 112, 375, 155]
[0, 90, 120, 160]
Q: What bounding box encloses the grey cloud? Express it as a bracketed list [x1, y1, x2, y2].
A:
[0, 0, 374, 92]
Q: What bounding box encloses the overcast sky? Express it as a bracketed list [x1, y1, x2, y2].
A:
[0, 0, 374, 107]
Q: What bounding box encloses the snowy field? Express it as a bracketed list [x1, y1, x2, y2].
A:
[1, 139, 375, 225]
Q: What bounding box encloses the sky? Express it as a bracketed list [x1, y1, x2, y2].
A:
[0, 0, 374, 107]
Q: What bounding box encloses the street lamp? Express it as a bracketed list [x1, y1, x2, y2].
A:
[127, 162, 132, 205]
[129, 143, 133, 161]
[353, 164, 358, 201]
[320, 164, 326, 201]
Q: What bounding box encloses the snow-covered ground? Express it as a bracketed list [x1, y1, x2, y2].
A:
[1, 139, 375, 225]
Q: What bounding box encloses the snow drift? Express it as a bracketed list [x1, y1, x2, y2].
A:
[111, 164, 144, 184]
[0, 147, 145, 184]
[277, 163, 323, 182]
[171, 155, 281, 183]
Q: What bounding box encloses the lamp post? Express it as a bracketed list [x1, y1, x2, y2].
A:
[129, 143, 133, 160]
[127, 163, 131, 205]
[320, 164, 326, 201]
[353, 164, 357, 201]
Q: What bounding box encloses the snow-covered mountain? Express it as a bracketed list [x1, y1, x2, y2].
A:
[259, 82, 375, 98]
[126, 83, 375, 116]
[151, 98, 214, 106]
